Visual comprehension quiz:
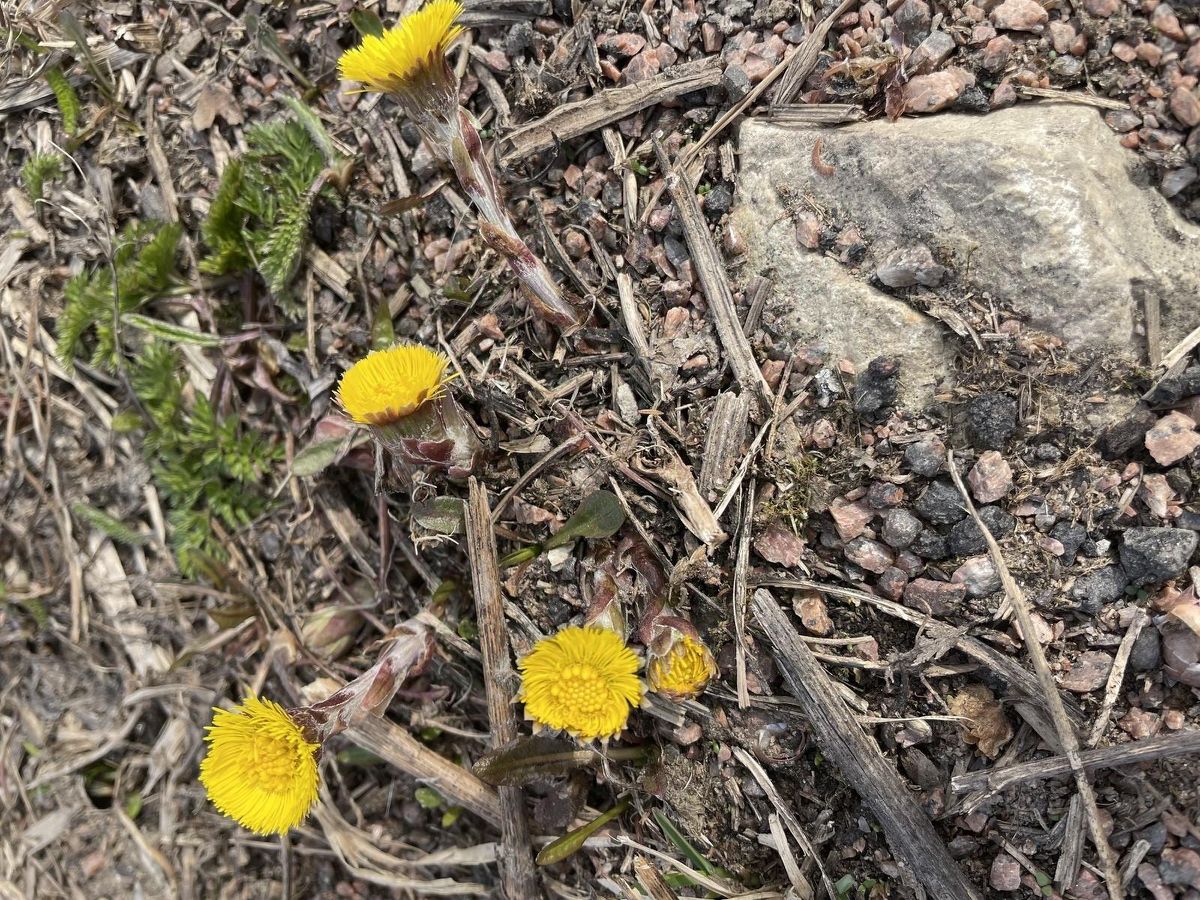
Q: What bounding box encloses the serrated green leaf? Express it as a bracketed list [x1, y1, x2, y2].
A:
[21, 153, 64, 203]
[543, 491, 626, 551]
[280, 95, 340, 164]
[44, 67, 80, 135]
[71, 502, 149, 545]
[122, 314, 221, 347]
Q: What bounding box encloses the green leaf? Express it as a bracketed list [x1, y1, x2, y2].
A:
[536, 798, 630, 866]
[542, 491, 626, 551]
[652, 809, 724, 878]
[280, 95, 341, 164]
[21, 153, 64, 203]
[412, 497, 465, 535]
[350, 8, 385, 37]
[123, 791, 143, 819]
[440, 806, 463, 828]
[44, 67, 80, 135]
[71, 502, 149, 545]
[292, 434, 350, 478]
[474, 736, 601, 787]
[371, 298, 395, 350]
[122, 314, 221, 347]
[414, 787, 443, 809]
[58, 10, 115, 100]
[498, 545, 541, 568]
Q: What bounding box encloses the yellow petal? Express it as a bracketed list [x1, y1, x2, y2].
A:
[518, 626, 642, 742]
[199, 696, 321, 835]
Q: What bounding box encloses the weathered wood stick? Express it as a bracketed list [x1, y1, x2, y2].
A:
[497, 57, 723, 165]
[751, 588, 984, 900]
[345, 715, 502, 827]
[950, 730, 1200, 797]
[466, 479, 542, 899]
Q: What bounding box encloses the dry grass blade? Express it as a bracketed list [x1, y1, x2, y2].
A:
[732, 483, 754, 708]
[633, 854, 679, 900]
[734, 746, 831, 899]
[652, 135, 769, 405]
[946, 452, 1124, 899]
[1012, 86, 1129, 110]
[497, 57, 722, 165]
[465, 478, 542, 899]
[313, 789, 491, 895]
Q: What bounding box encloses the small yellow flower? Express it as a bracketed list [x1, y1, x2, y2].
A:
[336, 343, 452, 426]
[647, 635, 717, 702]
[519, 626, 642, 742]
[199, 696, 320, 835]
[338, 0, 464, 94]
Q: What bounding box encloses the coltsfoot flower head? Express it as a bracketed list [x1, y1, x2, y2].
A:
[337, 343, 451, 426]
[647, 633, 717, 702]
[338, 0, 463, 104]
[519, 625, 642, 742]
[199, 696, 320, 835]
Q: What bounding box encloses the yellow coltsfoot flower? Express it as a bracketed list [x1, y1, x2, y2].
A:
[646, 633, 717, 702]
[338, 0, 463, 100]
[337, 1, 583, 330]
[336, 343, 451, 426]
[336, 342, 481, 477]
[518, 625, 642, 742]
[199, 696, 321, 835]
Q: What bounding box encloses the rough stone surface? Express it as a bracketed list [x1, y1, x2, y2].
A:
[736, 108, 1200, 376]
[913, 479, 967, 525]
[902, 68, 976, 115]
[904, 436, 946, 476]
[910, 528, 948, 560]
[876, 244, 947, 287]
[904, 578, 966, 615]
[1119, 527, 1198, 584]
[968, 450, 1014, 503]
[882, 508, 922, 548]
[1052, 521, 1089, 564]
[1059, 650, 1114, 692]
[952, 555, 1002, 596]
[1145, 411, 1200, 466]
[1070, 565, 1129, 614]
[1129, 627, 1162, 672]
[966, 394, 1018, 450]
[946, 506, 1016, 556]
[991, 0, 1049, 31]
[1098, 404, 1158, 459]
[845, 537, 895, 574]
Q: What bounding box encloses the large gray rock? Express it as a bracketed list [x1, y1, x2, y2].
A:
[735, 105, 1200, 402]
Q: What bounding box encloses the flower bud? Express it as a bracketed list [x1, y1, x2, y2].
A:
[301, 606, 364, 660]
[646, 629, 717, 702]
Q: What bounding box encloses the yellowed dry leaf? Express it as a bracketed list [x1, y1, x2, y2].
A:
[947, 684, 1013, 758]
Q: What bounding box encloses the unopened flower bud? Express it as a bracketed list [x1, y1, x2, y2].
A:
[301, 606, 364, 660]
[646, 630, 717, 702]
